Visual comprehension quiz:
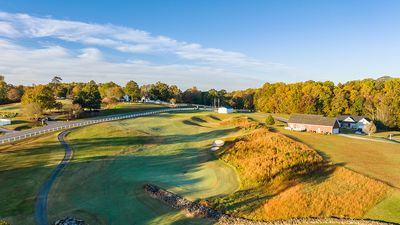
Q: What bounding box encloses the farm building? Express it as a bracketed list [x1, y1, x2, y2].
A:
[286, 114, 340, 134]
[337, 115, 371, 130]
[217, 106, 234, 114]
[0, 119, 11, 126]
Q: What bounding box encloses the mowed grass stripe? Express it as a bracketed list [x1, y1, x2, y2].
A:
[46, 112, 242, 225]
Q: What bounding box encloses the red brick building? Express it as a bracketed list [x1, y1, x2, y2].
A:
[287, 114, 340, 134]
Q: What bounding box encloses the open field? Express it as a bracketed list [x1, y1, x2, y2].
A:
[243, 113, 400, 223]
[0, 133, 64, 224]
[210, 125, 392, 222]
[1, 111, 399, 224]
[42, 112, 245, 225]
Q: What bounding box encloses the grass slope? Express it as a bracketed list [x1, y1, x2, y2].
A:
[0, 134, 64, 224]
[46, 112, 244, 225]
[211, 126, 390, 222]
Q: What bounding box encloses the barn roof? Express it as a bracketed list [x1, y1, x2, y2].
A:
[288, 114, 338, 127]
[336, 115, 370, 122]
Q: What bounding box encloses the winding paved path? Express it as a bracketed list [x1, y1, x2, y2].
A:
[33, 107, 201, 225]
[35, 130, 73, 225]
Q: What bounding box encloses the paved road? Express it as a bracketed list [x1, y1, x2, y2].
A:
[337, 133, 398, 144]
[32, 107, 200, 225]
[35, 130, 73, 225]
[0, 107, 200, 145]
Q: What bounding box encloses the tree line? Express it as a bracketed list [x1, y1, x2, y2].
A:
[0, 75, 399, 129]
[254, 76, 400, 129]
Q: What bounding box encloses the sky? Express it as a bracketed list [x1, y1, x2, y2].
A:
[0, 0, 399, 90]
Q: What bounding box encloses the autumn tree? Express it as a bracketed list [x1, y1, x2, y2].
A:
[21, 85, 60, 110]
[169, 85, 182, 103]
[23, 103, 43, 120]
[6, 87, 23, 102]
[363, 122, 377, 136]
[182, 87, 202, 104]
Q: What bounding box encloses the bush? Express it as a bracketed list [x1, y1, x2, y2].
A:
[23, 103, 43, 120]
[0, 220, 10, 225]
[363, 122, 377, 136]
[265, 115, 275, 125]
[0, 111, 18, 118]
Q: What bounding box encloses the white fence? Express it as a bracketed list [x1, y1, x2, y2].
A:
[0, 107, 199, 145]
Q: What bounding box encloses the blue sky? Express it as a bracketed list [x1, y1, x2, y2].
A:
[0, 0, 399, 90]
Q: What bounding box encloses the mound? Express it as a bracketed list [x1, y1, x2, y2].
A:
[219, 116, 261, 130]
[211, 128, 389, 221]
[218, 128, 324, 188]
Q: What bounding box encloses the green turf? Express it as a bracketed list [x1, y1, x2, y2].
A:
[0, 133, 64, 224]
[46, 112, 243, 224]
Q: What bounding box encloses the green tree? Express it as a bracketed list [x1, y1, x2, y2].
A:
[124, 80, 140, 101]
[73, 81, 101, 111]
[182, 86, 202, 104]
[0, 81, 8, 104]
[265, 115, 275, 125]
[169, 85, 182, 102]
[150, 82, 171, 101]
[0, 220, 10, 225]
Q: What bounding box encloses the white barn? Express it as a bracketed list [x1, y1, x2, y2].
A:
[0, 119, 11, 126]
[217, 107, 234, 114]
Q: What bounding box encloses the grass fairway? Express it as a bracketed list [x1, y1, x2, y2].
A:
[46, 112, 243, 224]
[0, 133, 64, 224]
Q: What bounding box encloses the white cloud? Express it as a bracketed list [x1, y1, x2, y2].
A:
[0, 12, 305, 89]
[0, 39, 268, 90]
[0, 11, 262, 66]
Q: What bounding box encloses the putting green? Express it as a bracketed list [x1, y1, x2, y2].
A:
[47, 112, 242, 224]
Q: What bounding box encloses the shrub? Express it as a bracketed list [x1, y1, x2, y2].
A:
[23, 102, 43, 120]
[0, 111, 18, 118]
[265, 115, 275, 125]
[0, 220, 10, 225]
[363, 122, 377, 136]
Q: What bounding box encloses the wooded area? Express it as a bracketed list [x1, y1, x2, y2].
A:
[0, 75, 399, 129]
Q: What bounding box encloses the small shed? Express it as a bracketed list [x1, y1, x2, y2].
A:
[218, 107, 234, 114]
[0, 119, 11, 126]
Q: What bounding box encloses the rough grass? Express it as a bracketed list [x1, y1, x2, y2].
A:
[260, 167, 388, 220]
[219, 116, 261, 130]
[218, 128, 323, 188]
[211, 128, 390, 222]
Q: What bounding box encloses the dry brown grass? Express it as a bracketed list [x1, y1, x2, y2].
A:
[211, 128, 390, 221]
[259, 167, 388, 220]
[218, 128, 323, 188]
[219, 116, 261, 130]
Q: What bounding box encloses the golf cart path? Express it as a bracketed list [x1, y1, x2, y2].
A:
[35, 130, 73, 225]
[34, 108, 200, 225]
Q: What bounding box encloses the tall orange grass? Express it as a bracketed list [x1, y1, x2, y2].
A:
[212, 127, 389, 221]
[219, 128, 323, 188]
